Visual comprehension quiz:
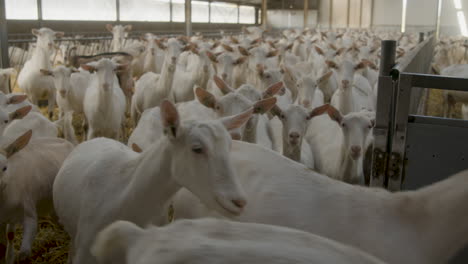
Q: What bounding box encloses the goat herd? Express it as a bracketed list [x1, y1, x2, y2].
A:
[0, 25, 467, 264]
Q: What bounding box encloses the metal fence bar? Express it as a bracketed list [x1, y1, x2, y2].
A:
[370, 40, 396, 188]
[387, 73, 414, 191]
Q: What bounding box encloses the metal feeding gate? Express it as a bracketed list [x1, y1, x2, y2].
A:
[370, 33, 468, 263]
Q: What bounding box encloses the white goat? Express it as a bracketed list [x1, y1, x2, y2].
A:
[82, 59, 126, 140]
[106, 24, 132, 52]
[307, 104, 374, 184]
[0, 68, 16, 94]
[53, 100, 252, 264]
[195, 77, 278, 148]
[170, 141, 468, 264]
[0, 131, 73, 264]
[330, 60, 375, 114]
[92, 219, 386, 264]
[172, 49, 213, 103]
[441, 64, 468, 118]
[131, 38, 183, 124]
[17, 28, 64, 119]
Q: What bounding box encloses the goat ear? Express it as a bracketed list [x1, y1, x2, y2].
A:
[132, 143, 143, 153]
[253, 97, 276, 114]
[327, 105, 343, 124]
[318, 71, 333, 84]
[81, 64, 96, 73]
[270, 105, 283, 118]
[195, 87, 217, 109]
[221, 108, 253, 131]
[285, 43, 293, 51]
[314, 46, 324, 55]
[308, 104, 330, 119]
[335, 47, 346, 56]
[206, 51, 218, 63]
[160, 100, 180, 139]
[213, 75, 233, 95]
[40, 69, 53, 76]
[124, 25, 133, 32]
[155, 40, 167, 50]
[370, 119, 376, 128]
[9, 105, 32, 121]
[7, 95, 28, 105]
[262, 82, 283, 99]
[266, 50, 279, 58]
[105, 24, 113, 32]
[233, 56, 247, 65]
[5, 130, 32, 159]
[31, 29, 40, 36]
[325, 60, 339, 69]
[354, 62, 366, 70]
[55, 31, 65, 38]
[222, 44, 234, 52]
[238, 46, 250, 56]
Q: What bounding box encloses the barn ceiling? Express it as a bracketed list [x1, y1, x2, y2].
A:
[206, 0, 318, 9]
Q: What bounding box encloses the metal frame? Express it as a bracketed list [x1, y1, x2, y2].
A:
[372, 31, 468, 192]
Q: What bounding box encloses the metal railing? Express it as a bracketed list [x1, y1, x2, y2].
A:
[370, 31, 468, 192]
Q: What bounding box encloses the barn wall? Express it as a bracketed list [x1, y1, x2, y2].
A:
[371, 0, 468, 36]
[318, 0, 373, 29]
[267, 10, 318, 29]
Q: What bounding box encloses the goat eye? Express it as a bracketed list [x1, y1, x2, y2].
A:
[192, 146, 203, 154]
[4, 120, 7, 124]
[280, 114, 285, 119]
[2, 167, 6, 172]
[341, 123, 346, 127]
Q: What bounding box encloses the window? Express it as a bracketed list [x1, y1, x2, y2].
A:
[120, 0, 170, 21]
[192, 1, 209, 23]
[239, 5, 255, 24]
[42, 0, 116, 20]
[6, 0, 38, 20]
[210, 2, 238, 24]
[172, 0, 185, 22]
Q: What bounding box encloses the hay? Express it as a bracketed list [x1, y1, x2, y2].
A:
[426, 88, 462, 119]
[10, 217, 70, 264]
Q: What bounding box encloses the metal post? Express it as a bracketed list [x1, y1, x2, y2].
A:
[419, 32, 424, 43]
[185, 0, 192, 36]
[169, 0, 173, 22]
[37, 0, 42, 27]
[435, 0, 442, 39]
[116, 0, 120, 21]
[0, 0, 9, 69]
[255, 7, 259, 25]
[358, 0, 363, 28]
[261, 0, 267, 29]
[237, 3, 240, 24]
[303, 0, 308, 28]
[208, 0, 211, 23]
[370, 40, 396, 188]
[329, 0, 333, 29]
[346, 0, 350, 27]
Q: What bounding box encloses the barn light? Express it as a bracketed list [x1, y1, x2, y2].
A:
[454, 0, 462, 10]
[401, 0, 407, 33]
[457, 11, 468, 36]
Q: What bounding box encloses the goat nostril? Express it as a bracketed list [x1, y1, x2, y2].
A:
[342, 80, 350, 87]
[232, 199, 246, 209]
[351, 146, 361, 154]
[289, 133, 300, 139]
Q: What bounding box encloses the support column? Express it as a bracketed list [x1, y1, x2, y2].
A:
[116, 0, 120, 21]
[435, 0, 442, 39]
[0, 0, 9, 69]
[261, 0, 267, 29]
[303, 0, 308, 28]
[185, 0, 192, 36]
[37, 0, 42, 27]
